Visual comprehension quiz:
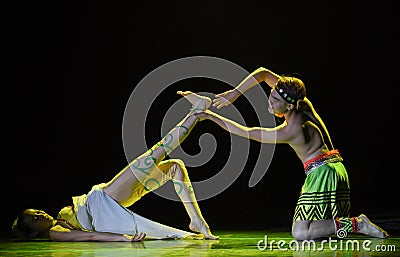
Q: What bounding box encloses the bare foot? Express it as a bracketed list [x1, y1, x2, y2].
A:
[177, 91, 212, 113]
[358, 214, 389, 239]
[189, 220, 219, 240]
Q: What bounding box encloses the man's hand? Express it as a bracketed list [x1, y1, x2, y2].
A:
[212, 89, 240, 109]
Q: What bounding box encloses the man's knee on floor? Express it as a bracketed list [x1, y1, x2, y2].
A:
[292, 225, 311, 241]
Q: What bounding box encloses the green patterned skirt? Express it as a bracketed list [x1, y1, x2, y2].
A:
[293, 150, 351, 222]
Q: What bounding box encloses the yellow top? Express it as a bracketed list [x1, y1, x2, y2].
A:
[56, 197, 84, 230]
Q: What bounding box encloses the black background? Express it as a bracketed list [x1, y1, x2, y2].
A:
[3, 1, 398, 238]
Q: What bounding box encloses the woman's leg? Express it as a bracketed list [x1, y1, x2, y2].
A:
[116, 158, 218, 239]
[103, 91, 211, 206]
[157, 159, 218, 239]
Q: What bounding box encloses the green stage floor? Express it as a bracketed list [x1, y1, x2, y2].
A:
[1, 231, 399, 256]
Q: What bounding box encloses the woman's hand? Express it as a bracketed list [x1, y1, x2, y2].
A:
[123, 232, 146, 242]
[212, 89, 240, 109]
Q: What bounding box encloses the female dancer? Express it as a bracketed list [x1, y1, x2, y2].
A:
[12, 91, 218, 242]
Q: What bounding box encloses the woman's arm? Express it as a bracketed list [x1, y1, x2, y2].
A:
[49, 225, 146, 242]
[213, 67, 281, 109]
[196, 110, 290, 144]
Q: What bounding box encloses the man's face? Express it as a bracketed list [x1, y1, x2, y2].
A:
[268, 88, 290, 116]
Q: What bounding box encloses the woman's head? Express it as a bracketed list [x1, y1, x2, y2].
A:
[12, 209, 54, 239]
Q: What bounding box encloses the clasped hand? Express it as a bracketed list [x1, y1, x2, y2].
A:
[212, 89, 240, 109]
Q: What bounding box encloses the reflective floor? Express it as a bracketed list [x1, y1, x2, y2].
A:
[1, 230, 399, 256]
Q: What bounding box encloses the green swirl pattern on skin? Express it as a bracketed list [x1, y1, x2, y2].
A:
[130, 155, 156, 175]
[143, 178, 161, 191]
[157, 133, 174, 155]
[175, 125, 189, 135]
[173, 181, 183, 195]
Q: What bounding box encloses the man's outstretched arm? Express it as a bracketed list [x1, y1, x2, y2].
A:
[213, 67, 281, 109]
[196, 110, 289, 144]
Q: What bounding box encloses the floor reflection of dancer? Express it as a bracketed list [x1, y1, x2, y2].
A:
[198, 67, 389, 240]
[12, 91, 218, 242]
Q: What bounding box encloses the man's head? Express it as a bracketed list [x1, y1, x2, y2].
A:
[268, 76, 306, 117]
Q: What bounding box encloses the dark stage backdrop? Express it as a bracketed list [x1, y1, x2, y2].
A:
[3, 1, 398, 238]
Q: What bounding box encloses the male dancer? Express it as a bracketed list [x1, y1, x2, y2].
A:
[198, 67, 388, 240]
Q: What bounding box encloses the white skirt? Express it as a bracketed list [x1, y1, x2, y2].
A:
[73, 184, 196, 239]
